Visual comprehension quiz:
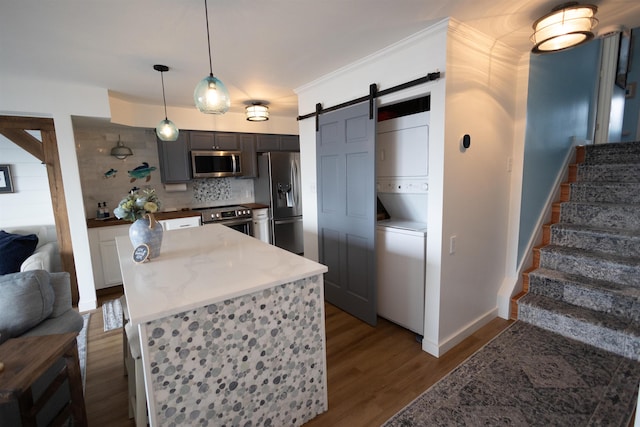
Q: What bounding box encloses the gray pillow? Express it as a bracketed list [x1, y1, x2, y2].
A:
[0, 270, 54, 344]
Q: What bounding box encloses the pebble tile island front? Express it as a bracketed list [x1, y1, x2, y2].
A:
[116, 224, 328, 426]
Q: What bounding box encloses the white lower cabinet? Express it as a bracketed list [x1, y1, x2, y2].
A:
[376, 224, 427, 335]
[88, 224, 130, 290]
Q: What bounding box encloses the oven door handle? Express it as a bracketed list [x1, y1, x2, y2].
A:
[210, 218, 252, 227]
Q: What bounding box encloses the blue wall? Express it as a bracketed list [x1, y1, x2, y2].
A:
[517, 40, 601, 263]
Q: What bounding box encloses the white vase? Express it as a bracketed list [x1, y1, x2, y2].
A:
[129, 213, 163, 259]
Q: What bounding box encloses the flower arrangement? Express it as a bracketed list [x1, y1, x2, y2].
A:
[113, 188, 161, 222]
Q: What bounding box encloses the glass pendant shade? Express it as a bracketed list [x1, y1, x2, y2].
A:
[531, 3, 598, 53]
[153, 64, 180, 141]
[194, 74, 230, 114]
[156, 118, 179, 141]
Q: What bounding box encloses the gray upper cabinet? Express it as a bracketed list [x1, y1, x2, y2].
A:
[157, 131, 297, 182]
[157, 132, 191, 183]
[239, 133, 258, 178]
[280, 135, 300, 151]
[189, 131, 215, 150]
[190, 131, 239, 150]
[214, 133, 240, 150]
[256, 134, 299, 152]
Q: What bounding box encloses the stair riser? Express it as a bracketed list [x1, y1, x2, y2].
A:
[584, 142, 640, 164]
[569, 183, 640, 204]
[527, 273, 640, 322]
[560, 203, 640, 231]
[576, 164, 640, 182]
[550, 227, 640, 258]
[538, 250, 640, 286]
[518, 302, 640, 360]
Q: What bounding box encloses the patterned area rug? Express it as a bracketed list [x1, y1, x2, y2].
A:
[383, 322, 640, 426]
[78, 313, 91, 391]
[102, 298, 123, 332]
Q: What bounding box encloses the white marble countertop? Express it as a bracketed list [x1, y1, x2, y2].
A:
[116, 224, 327, 325]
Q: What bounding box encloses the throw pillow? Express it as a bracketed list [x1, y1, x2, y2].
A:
[0, 230, 39, 275]
[0, 270, 54, 344]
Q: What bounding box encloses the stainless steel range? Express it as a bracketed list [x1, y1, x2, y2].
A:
[196, 205, 253, 235]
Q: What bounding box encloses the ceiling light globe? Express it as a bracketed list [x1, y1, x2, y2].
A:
[194, 75, 230, 114]
[156, 119, 180, 141]
[246, 104, 269, 121]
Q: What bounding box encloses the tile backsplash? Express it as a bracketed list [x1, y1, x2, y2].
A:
[73, 120, 254, 219]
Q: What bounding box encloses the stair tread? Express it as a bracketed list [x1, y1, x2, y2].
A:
[560, 200, 640, 208]
[550, 223, 640, 238]
[540, 244, 640, 266]
[518, 293, 638, 334]
[528, 267, 640, 298]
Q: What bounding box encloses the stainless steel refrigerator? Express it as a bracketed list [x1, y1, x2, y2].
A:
[255, 152, 303, 254]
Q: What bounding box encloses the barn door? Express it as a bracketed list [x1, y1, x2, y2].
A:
[316, 102, 377, 325]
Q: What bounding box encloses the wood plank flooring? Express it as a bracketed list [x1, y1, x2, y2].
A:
[84, 290, 511, 426]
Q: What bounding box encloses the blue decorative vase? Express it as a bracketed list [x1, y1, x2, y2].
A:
[129, 213, 163, 259]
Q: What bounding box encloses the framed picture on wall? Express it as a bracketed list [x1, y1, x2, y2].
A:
[0, 165, 15, 193]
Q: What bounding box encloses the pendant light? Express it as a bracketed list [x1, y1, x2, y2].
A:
[194, 0, 230, 114]
[110, 135, 133, 159]
[154, 64, 179, 141]
[246, 103, 269, 121]
[531, 3, 598, 54]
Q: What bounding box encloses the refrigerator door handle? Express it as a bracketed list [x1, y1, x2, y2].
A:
[274, 218, 302, 225]
[291, 158, 300, 207]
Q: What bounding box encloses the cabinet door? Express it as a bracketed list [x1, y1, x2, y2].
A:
[100, 240, 122, 286]
[157, 133, 191, 183]
[239, 133, 258, 178]
[280, 135, 300, 151]
[189, 131, 216, 150]
[214, 132, 240, 150]
[256, 134, 280, 152]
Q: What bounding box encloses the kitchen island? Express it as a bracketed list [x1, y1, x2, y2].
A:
[116, 224, 328, 427]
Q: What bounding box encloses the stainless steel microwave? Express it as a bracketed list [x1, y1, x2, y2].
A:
[191, 150, 242, 178]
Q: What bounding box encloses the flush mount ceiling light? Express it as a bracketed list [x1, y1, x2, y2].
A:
[110, 135, 133, 159]
[531, 2, 598, 54]
[246, 104, 269, 122]
[194, 0, 230, 114]
[153, 64, 180, 142]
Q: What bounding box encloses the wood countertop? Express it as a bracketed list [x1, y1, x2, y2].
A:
[87, 210, 201, 228]
[241, 203, 269, 209]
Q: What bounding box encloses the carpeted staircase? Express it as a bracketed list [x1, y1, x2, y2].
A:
[515, 141, 640, 360]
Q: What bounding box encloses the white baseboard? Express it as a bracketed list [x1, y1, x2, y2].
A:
[422, 307, 498, 357]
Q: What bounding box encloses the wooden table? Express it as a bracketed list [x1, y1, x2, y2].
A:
[0, 333, 87, 427]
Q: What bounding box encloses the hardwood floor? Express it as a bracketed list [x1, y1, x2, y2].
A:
[84, 289, 511, 426]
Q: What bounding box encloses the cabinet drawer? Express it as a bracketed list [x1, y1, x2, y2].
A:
[160, 216, 201, 230]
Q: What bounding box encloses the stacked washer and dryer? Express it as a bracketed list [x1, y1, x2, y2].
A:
[376, 106, 429, 336]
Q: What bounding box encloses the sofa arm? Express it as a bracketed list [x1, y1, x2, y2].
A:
[49, 272, 73, 318]
[20, 241, 57, 272]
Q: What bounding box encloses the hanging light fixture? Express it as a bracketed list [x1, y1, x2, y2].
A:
[246, 103, 269, 122]
[153, 64, 180, 141]
[110, 135, 133, 159]
[531, 3, 598, 54]
[194, 0, 230, 114]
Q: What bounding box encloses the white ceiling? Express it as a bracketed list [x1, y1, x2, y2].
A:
[2, 0, 640, 118]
